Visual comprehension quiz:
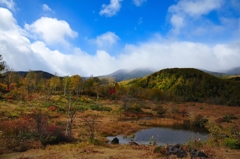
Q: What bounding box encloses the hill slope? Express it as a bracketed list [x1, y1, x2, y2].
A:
[127, 68, 240, 105]
[14, 70, 55, 79]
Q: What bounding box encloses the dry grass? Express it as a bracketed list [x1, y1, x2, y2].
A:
[1, 99, 240, 158]
[99, 121, 143, 136]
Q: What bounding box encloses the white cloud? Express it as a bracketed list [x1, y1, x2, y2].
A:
[0, 9, 48, 72]
[1, 7, 240, 77]
[170, 14, 184, 35]
[24, 17, 78, 46]
[0, 8, 118, 76]
[42, 4, 52, 12]
[99, 0, 122, 17]
[0, 7, 16, 30]
[133, 0, 147, 7]
[30, 42, 118, 76]
[167, 0, 230, 39]
[169, 0, 224, 17]
[119, 39, 240, 72]
[0, 0, 15, 10]
[90, 32, 120, 49]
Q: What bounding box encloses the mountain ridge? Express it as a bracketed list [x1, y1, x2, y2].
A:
[99, 68, 154, 82]
[8, 66, 240, 82]
[11, 70, 55, 79]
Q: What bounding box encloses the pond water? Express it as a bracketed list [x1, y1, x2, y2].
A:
[107, 127, 209, 145]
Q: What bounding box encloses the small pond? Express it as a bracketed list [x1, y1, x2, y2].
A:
[107, 127, 209, 145]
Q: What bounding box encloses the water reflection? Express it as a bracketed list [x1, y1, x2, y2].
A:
[107, 127, 209, 145]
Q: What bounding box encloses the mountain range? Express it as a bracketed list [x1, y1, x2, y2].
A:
[9, 67, 240, 82]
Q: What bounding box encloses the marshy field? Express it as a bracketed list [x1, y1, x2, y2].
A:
[0, 95, 240, 159]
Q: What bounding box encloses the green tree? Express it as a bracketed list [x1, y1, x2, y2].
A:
[85, 77, 100, 97]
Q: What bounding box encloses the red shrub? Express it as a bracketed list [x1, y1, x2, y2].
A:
[215, 117, 223, 123]
[48, 106, 57, 111]
[0, 118, 35, 137]
[40, 125, 72, 146]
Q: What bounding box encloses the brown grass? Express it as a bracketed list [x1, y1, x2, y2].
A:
[1, 99, 240, 158]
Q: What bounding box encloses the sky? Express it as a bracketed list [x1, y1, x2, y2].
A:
[0, 0, 240, 76]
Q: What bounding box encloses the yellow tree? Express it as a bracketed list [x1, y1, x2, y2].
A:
[70, 75, 82, 96]
[49, 73, 61, 92]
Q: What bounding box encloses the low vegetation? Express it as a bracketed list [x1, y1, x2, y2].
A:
[1, 96, 240, 158]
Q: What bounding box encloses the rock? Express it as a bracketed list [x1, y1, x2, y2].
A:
[129, 140, 139, 145]
[190, 149, 209, 159]
[176, 149, 188, 158]
[167, 144, 188, 158]
[111, 137, 119, 144]
[168, 145, 179, 155]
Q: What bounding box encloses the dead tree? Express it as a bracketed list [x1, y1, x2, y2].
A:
[32, 109, 48, 135]
[81, 114, 98, 141]
[65, 93, 76, 136]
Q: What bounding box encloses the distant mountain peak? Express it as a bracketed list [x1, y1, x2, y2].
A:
[101, 68, 154, 82]
[225, 67, 240, 75]
[108, 69, 129, 76]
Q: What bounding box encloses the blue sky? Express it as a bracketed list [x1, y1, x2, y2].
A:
[0, 0, 240, 76]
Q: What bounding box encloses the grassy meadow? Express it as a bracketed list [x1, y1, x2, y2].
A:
[0, 94, 240, 159]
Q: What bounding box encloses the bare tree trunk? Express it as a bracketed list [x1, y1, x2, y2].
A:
[65, 92, 76, 136]
[82, 114, 98, 141]
[64, 81, 67, 96]
[80, 83, 84, 96]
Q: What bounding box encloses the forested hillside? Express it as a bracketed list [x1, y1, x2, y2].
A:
[13, 71, 55, 79]
[127, 68, 240, 106]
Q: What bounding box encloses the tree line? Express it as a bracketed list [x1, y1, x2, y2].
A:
[1, 54, 240, 106]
